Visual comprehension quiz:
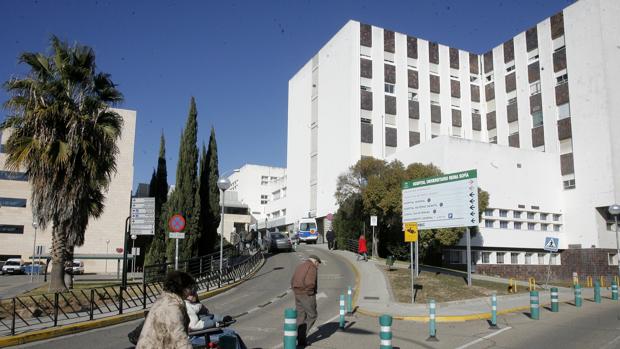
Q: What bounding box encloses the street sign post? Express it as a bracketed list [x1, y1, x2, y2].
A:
[370, 216, 378, 259]
[544, 237, 560, 288]
[168, 214, 186, 270]
[130, 197, 155, 235]
[404, 222, 419, 303]
[403, 169, 479, 287]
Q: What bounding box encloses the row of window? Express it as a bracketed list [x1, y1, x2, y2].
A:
[446, 250, 560, 265]
[0, 197, 27, 208]
[484, 209, 561, 221]
[484, 219, 561, 232]
[0, 171, 28, 181]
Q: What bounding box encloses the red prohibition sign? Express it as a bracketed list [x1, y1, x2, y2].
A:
[168, 214, 186, 232]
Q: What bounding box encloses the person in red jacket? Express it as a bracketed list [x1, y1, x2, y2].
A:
[357, 234, 368, 261]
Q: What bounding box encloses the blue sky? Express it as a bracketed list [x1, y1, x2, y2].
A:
[0, 0, 572, 188]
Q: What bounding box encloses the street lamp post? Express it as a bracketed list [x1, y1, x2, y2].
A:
[217, 177, 232, 271]
[609, 204, 620, 277]
[30, 221, 38, 283]
[105, 239, 110, 274]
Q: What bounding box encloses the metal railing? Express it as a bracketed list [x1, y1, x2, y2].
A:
[346, 239, 359, 254]
[0, 250, 263, 337]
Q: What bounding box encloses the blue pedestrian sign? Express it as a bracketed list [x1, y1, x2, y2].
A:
[544, 237, 559, 252]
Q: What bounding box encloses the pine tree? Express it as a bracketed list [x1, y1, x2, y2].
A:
[144, 133, 169, 265]
[198, 127, 221, 255]
[166, 97, 199, 261]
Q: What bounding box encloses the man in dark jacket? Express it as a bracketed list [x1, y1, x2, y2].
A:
[290, 255, 321, 346]
[325, 229, 335, 250]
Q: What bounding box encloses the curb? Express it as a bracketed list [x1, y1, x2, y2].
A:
[337, 250, 575, 323]
[0, 254, 265, 348]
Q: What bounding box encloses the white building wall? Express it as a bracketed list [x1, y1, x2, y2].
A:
[226, 164, 286, 221]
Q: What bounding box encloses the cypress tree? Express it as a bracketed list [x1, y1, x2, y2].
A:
[144, 133, 169, 265]
[199, 127, 221, 255]
[166, 97, 199, 261]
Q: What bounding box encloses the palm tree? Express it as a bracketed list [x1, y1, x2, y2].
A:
[1, 36, 123, 291]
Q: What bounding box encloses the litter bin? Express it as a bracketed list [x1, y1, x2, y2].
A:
[386, 256, 395, 270]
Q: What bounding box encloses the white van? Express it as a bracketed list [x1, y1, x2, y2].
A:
[297, 218, 319, 244]
[2, 258, 24, 275]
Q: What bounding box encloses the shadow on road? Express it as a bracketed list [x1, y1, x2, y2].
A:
[245, 266, 288, 282]
[305, 321, 374, 346]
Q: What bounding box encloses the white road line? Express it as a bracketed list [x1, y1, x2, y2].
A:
[601, 333, 620, 349]
[454, 326, 512, 349]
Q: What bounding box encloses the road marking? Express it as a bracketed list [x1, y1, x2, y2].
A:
[601, 333, 620, 349]
[316, 292, 328, 300]
[454, 326, 512, 349]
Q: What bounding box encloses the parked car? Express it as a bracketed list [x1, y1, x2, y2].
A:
[2, 259, 24, 275]
[21, 261, 46, 275]
[263, 232, 292, 253]
[65, 260, 85, 275]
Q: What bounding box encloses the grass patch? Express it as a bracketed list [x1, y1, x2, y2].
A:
[383, 267, 526, 303]
[21, 281, 139, 296]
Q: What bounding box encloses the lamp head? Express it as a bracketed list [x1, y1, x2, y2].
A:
[217, 177, 232, 191]
[609, 204, 620, 216]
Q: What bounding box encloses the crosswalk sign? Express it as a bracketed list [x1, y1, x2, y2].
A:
[404, 222, 418, 242]
[544, 237, 559, 252]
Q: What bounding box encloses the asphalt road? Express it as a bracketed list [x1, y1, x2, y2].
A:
[12, 244, 356, 349]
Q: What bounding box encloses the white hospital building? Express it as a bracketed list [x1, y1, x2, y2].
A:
[286, 0, 620, 279]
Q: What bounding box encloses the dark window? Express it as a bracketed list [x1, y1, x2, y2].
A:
[224, 207, 249, 215]
[557, 118, 572, 140]
[553, 48, 567, 73]
[361, 90, 373, 111]
[472, 113, 482, 131]
[409, 131, 420, 146]
[486, 112, 497, 130]
[485, 82, 495, 101]
[561, 153, 575, 175]
[555, 82, 570, 105]
[0, 171, 28, 181]
[408, 70, 418, 89]
[385, 95, 396, 115]
[528, 62, 540, 83]
[384, 30, 395, 53]
[408, 100, 420, 119]
[361, 122, 373, 143]
[384, 64, 396, 84]
[509, 133, 520, 148]
[429, 42, 439, 64]
[483, 51, 493, 73]
[507, 101, 518, 123]
[0, 197, 27, 208]
[450, 80, 460, 98]
[430, 75, 440, 93]
[526, 27, 538, 52]
[407, 36, 418, 59]
[532, 125, 545, 148]
[431, 105, 441, 123]
[503, 39, 514, 63]
[452, 109, 462, 127]
[449, 48, 459, 69]
[550, 12, 564, 39]
[470, 85, 480, 102]
[469, 53, 479, 74]
[505, 73, 516, 92]
[360, 58, 372, 79]
[360, 24, 372, 47]
[385, 127, 397, 147]
[0, 225, 24, 234]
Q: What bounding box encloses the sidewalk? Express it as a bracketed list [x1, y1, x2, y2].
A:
[327, 247, 581, 321]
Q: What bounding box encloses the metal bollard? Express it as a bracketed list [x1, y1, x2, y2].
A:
[347, 286, 353, 314]
[574, 284, 582, 307]
[530, 290, 540, 320]
[283, 308, 297, 349]
[379, 314, 392, 349]
[551, 287, 559, 312]
[339, 294, 346, 330]
[489, 293, 498, 329]
[427, 299, 438, 341]
[612, 281, 618, 301]
[594, 281, 601, 303]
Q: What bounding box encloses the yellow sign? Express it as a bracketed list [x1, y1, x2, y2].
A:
[404, 222, 418, 242]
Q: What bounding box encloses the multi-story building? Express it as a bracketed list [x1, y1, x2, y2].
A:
[225, 164, 288, 231]
[287, 0, 620, 279]
[0, 108, 136, 273]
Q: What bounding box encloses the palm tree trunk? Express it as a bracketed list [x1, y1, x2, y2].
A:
[49, 224, 68, 292]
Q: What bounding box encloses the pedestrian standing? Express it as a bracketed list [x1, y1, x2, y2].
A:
[357, 234, 368, 261]
[326, 229, 335, 250]
[291, 255, 322, 346]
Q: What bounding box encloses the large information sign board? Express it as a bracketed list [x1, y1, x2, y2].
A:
[130, 197, 155, 235]
[402, 170, 479, 229]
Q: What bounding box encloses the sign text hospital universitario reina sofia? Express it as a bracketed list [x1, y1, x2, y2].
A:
[402, 170, 479, 229]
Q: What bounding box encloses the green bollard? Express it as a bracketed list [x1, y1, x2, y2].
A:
[426, 299, 438, 341]
[574, 284, 582, 307]
[283, 308, 297, 349]
[339, 294, 345, 329]
[379, 314, 393, 349]
[551, 287, 559, 312]
[347, 286, 353, 314]
[530, 290, 540, 320]
[612, 281, 618, 301]
[594, 281, 601, 303]
[489, 293, 498, 329]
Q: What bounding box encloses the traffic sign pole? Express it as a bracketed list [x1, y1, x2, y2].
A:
[410, 241, 414, 303]
[466, 227, 472, 287]
[175, 238, 179, 270]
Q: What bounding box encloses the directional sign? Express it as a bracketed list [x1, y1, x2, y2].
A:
[402, 170, 479, 229]
[130, 197, 155, 235]
[404, 222, 418, 242]
[169, 232, 186, 239]
[544, 237, 559, 252]
[370, 216, 378, 227]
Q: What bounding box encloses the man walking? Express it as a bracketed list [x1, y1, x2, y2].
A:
[291, 255, 321, 346]
[326, 229, 335, 250]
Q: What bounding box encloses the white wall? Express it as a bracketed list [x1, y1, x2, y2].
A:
[226, 164, 285, 221]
